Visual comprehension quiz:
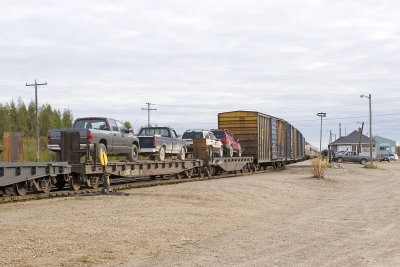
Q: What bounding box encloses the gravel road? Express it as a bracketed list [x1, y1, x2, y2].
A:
[0, 160, 399, 266]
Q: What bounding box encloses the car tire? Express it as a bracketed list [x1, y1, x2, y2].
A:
[229, 145, 233, 157]
[360, 158, 367, 165]
[217, 147, 223, 157]
[207, 146, 213, 159]
[177, 147, 186, 160]
[337, 157, 343, 163]
[127, 144, 139, 162]
[236, 147, 242, 157]
[157, 146, 166, 161]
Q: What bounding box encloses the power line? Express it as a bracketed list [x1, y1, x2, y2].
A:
[141, 102, 157, 127]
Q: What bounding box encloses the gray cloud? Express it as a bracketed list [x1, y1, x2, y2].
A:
[0, 0, 399, 147]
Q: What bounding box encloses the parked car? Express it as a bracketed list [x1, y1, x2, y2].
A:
[334, 151, 370, 165]
[389, 153, 398, 161]
[182, 130, 223, 158]
[48, 117, 140, 161]
[137, 127, 186, 161]
[380, 154, 391, 162]
[210, 129, 241, 157]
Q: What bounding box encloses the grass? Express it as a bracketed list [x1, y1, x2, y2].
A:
[0, 136, 55, 162]
[310, 157, 329, 178]
[363, 162, 378, 169]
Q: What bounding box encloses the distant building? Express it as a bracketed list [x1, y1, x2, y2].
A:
[329, 130, 376, 156]
[373, 136, 396, 155]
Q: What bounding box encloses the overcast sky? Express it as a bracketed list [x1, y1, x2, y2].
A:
[1, 0, 399, 148]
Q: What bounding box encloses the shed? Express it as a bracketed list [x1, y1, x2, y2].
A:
[373, 136, 396, 155]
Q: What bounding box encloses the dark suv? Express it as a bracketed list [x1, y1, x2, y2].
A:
[380, 154, 390, 162]
[211, 129, 241, 157]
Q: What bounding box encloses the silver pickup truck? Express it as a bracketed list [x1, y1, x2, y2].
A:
[48, 117, 140, 161]
[334, 151, 371, 165]
[137, 127, 186, 161]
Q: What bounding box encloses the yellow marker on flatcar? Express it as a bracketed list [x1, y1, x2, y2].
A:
[100, 152, 108, 166]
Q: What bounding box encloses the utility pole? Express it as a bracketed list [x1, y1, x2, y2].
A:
[361, 94, 373, 164]
[339, 123, 342, 138]
[357, 122, 364, 155]
[317, 112, 326, 178]
[26, 80, 47, 162]
[141, 102, 157, 127]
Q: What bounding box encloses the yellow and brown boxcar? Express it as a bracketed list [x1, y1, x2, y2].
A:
[218, 111, 305, 165]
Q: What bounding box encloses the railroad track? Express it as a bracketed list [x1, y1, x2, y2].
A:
[0, 168, 280, 204]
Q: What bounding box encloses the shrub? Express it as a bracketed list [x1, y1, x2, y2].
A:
[363, 162, 378, 169]
[311, 157, 329, 178]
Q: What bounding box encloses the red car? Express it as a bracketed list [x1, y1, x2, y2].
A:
[211, 129, 241, 157]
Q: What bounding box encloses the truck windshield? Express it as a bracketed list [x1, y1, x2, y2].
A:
[74, 119, 109, 130]
[211, 131, 225, 139]
[182, 132, 203, 139]
[139, 128, 170, 137]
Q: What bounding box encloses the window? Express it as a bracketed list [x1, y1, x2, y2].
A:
[209, 132, 216, 140]
[74, 118, 110, 131]
[116, 120, 127, 133]
[109, 119, 119, 132]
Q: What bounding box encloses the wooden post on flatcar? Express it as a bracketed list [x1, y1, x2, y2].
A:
[2, 132, 24, 162]
[60, 131, 81, 163]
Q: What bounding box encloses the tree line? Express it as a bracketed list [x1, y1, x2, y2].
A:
[0, 98, 73, 141]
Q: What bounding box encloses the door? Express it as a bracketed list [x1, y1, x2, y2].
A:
[116, 120, 132, 153]
[170, 129, 181, 153]
[160, 128, 173, 153]
[109, 119, 123, 153]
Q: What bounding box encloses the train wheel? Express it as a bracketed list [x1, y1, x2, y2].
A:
[41, 178, 52, 193]
[90, 176, 100, 189]
[14, 181, 29, 196]
[55, 180, 66, 190]
[69, 174, 82, 191]
[184, 169, 193, 178]
[197, 167, 204, 178]
[2, 186, 14, 196]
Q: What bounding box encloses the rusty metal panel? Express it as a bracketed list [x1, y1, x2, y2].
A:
[277, 120, 287, 159]
[193, 138, 207, 159]
[292, 127, 297, 158]
[218, 111, 258, 159]
[2, 132, 24, 162]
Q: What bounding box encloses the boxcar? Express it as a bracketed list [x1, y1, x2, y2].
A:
[218, 111, 305, 165]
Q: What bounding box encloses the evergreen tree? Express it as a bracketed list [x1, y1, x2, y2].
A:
[62, 109, 73, 128]
[16, 97, 28, 134]
[9, 100, 17, 131]
[27, 100, 36, 137]
[0, 104, 11, 137]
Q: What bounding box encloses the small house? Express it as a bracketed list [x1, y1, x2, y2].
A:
[329, 130, 376, 156]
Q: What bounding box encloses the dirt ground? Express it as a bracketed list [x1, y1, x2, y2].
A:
[0, 160, 399, 266]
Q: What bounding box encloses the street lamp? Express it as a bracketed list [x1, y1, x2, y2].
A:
[317, 112, 326, 178]
[360, 94, 373, 165]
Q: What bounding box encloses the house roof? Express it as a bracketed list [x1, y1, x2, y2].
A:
[330, 130, 377, 145]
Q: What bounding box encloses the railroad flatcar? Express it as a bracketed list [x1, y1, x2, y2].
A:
[218, 111, 305, 167]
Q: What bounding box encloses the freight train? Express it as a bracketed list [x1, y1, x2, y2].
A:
[218, 111, 305, 168]
[0, 110, 310, 197]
